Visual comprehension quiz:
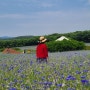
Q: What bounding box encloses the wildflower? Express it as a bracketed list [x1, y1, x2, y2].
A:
[8, 65, 14, 71]
[81, 79, 89, 85]
[3, 78, 8, 81]
[41, 76, 45, 81]
[20, 84, 25, 89]
[13, 79, 18, 83]
[26, 86, 30, 89]
[66, 75, 76, 80]
[56, 83, 62, 87]
[41, 65, 45, 70]
[17, 69, 22, 73]
[47, 82, 52, 86]
[67, 87, 76, 90]
[79, 63, 83, 67]
[83, 69, 88, 73]
[43, 81, 52, 86]
[30, 61, 33, 66]
[2, 84, 5, 87]
[60, 74, 64, 79]
[39, 81, 52, 89]
[81, 75, 86, 79]
[20, 74, 26, 78]
[75, 71, 81, 74]
[8, 87, 17, 90]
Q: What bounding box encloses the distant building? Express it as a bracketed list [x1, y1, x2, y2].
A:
[56, 36, 69, 41]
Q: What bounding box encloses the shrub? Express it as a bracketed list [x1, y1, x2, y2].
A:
[46, 40, 85, 52]
[13, 47, 21, 51]
[85, 46, 90, 50]
[0, 48, 5, 52]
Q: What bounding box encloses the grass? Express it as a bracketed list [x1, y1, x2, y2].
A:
[85, 46, 90, 50]
[0, 51, 90, 90]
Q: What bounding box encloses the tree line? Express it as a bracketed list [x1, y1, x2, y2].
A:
[45, 30, 90, 42]
[0, 30, 90, 49]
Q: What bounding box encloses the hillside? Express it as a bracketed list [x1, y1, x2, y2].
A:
[0, 30, 90, 42]
[0, 30, 90, 49]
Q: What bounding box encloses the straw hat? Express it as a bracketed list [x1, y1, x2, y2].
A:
[39, 36, 47, 43]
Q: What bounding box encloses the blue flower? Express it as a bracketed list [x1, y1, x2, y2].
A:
[81, 79, 89, 85]
[56, 83, 62, 87]
[30, 61, 33, 66]
[66, 75, 76, 80]
[75, 71, 81, 74]
[83, 70, 88, 73]
[13, 79, 18, 83]
[26, 86, 30, 89]
[43, 81, 52, 86]
[41, 76, 45, 81]
[17, 69, 22, 73]
[67, 87, 76, 90]
[8, 87, 17, 90]
[8, 65, 14, 71]
[81, 75, 86, 79]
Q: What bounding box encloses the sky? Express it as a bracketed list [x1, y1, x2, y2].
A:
[0, 0, 90, 37]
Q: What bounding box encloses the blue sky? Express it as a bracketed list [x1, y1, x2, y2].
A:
[0, 0, 90, 37]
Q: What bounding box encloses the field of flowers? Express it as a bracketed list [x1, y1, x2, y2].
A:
[0, 50, 90, 90]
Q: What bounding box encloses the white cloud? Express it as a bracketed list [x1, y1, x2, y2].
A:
[16, 10, 90, 33]
[0, 9, 90, 36]
[0, 9, 90, 22]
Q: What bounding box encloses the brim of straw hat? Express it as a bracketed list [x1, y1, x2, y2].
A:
[41, 38, 47, 42]
[39, 36, 47, 43]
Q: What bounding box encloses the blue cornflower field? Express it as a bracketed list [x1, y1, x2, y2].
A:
[0, 50, 90, 90]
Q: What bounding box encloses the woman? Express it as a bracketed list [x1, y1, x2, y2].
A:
[36, 36, 48, 63]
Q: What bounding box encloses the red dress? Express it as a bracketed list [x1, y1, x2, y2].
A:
[36, 43, 48, 59]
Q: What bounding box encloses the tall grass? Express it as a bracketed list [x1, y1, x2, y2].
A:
[0, 51, 90, 90]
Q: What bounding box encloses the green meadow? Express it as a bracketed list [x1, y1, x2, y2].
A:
[0, 50, 90, 90]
